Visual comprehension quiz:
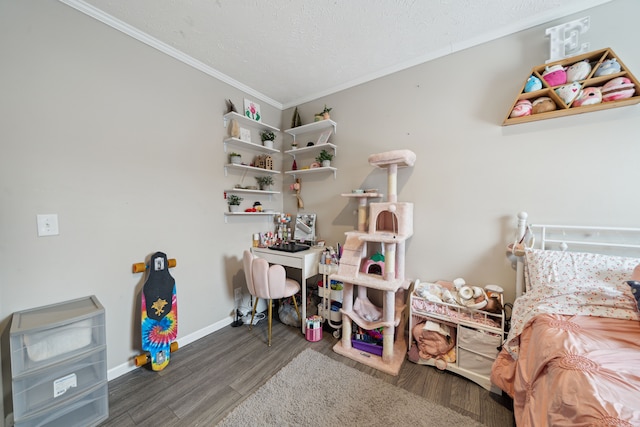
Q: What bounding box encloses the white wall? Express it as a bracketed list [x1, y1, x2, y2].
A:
[0, 0, 282, 379]
[284, 0, 640, 302]
[1, 0, 638, 383]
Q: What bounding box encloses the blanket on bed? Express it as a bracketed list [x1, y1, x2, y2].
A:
[491, 314, 640, 426]
[491, 249, 640, 426]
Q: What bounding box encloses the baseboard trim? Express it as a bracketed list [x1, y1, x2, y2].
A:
[107, 316, 233, 381]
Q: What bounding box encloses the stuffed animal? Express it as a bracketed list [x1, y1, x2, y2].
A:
[542, 64, 567, 86]
[524, 75, 542, 93]
[510, 99, 532, 118]
[566, 59, 592, 82]
[531, 97, 556, 114]
[601, 77, 636, 102]
[626, 264, 640, 309]
[554, 82, 582, 104]
[572, 87, 602, 107]
[594, 58, 621, 77]
[411, 321, 456, 369]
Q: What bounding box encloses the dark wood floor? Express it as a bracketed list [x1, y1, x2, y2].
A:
[100, 318, 515, 426]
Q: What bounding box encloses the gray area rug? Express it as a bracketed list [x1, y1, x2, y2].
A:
[218, 349, 483, 426]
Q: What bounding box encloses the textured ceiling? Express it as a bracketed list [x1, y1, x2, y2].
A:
[65, 0, 612, 109]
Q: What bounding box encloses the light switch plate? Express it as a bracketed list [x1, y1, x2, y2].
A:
[37, 214, 59, 236]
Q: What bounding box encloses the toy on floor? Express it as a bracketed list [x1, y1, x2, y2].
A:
[132, 252, 178, 371]
[409, 320, 456, 370]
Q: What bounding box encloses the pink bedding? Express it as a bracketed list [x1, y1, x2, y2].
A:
[492, 249, 640, 426]
[491, 314, 640, 426]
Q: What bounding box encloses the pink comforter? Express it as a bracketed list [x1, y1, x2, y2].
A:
[491, 314, 640, 426]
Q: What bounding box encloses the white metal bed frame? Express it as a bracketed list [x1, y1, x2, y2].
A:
[513, 211, 640, 297]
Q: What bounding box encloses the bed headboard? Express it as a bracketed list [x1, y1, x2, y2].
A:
[513, 211, 640, 297]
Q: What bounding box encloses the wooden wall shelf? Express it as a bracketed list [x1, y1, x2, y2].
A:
[503, 48, 640, 126]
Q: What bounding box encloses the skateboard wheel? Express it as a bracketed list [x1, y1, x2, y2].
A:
[134, 353, 149, 367]
[170, 341, 179, 352]
[132, 262, 146, 274]
[168, 259, 177, 268]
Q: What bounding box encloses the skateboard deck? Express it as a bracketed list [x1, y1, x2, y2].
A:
[133, 252, 178, 371]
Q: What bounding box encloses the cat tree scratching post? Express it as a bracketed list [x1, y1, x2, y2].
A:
[332, 149, 416, 376]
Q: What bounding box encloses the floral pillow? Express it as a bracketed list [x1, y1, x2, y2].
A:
[525, 248, 640, 292]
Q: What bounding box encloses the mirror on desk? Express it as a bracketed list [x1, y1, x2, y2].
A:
[294, 213, 316, 243]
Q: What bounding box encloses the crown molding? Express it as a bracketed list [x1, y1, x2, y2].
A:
[58, 0, 283, 110]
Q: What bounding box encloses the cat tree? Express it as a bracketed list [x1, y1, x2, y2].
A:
[331, 149, 415, 375]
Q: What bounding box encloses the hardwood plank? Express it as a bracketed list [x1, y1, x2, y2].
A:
[99, 321, 514, 426]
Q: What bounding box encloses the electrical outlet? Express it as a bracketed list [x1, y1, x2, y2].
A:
[37, 214, 59, 237]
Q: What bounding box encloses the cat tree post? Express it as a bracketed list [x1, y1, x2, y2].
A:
[331, 149, 416, 376]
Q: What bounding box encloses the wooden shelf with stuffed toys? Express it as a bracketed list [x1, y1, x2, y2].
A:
[503, 48, 639, 126]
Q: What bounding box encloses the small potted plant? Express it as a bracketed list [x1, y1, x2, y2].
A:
[255, 175, 274, 191]
[227, 194, 243, 212]
[315, 149, 334, 167]
[260, 130, 275, 149]
[229, 152, 242, 165]
[315, 105, 332, 121]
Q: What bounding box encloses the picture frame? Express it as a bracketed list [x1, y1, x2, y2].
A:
[239, 127, 252, 142]
[244, 98, 261, 122]
[317, 129, 332, 145]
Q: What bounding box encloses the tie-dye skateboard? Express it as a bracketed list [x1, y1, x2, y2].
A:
[132, 252, 178, 371]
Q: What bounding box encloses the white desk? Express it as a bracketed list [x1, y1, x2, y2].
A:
[251, 246, 322, 334]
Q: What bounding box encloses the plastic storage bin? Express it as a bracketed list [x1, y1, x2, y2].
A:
[10, 296, 105, 376]
[12, 347, 107, 416]
[13, 383, 108, 427]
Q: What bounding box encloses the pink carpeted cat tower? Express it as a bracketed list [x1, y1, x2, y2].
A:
[331, 149, 415, 375]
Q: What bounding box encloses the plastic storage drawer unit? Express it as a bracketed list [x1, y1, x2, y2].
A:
[10, 296, 108, 426]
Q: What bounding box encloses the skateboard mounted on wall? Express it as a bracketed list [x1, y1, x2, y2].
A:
[132, 251, 178, 371]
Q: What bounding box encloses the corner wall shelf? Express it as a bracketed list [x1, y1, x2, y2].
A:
[284, 119, 336, 142]
[285, 143, 337, 158]
[223, 111, 280, 132]
[223, 137, 279, 154]
[284, 166, 337, 179]
[225, 188, 280, 195]
[223, 211, 280, 223]
[224, 163, 281, 177]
